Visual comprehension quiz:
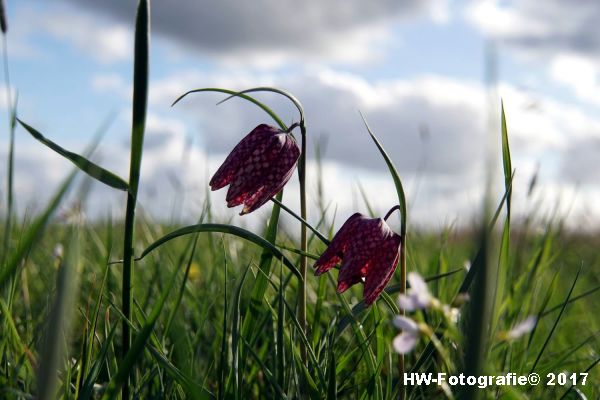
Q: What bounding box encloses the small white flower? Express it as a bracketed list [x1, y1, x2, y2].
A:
[392, 315, 420, 354]
[53, 244, 64, 259]
[393, 315, 419, 332]
[398, 272, 432, 311]
[463, 260, 471, 271]
[443, 304, 461, 324]
[506, 316, 537, 340]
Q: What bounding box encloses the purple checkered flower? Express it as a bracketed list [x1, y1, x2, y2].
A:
[314, 212, 402, 305]
[210, 124, 300, 215]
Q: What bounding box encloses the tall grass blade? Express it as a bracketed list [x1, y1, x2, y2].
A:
[358, 112, 406, 234]
[530, 264, 582, 373]
[359, 111, 407, 398]
[78, 323, 118, 400]
[0, 168, 76, 289]
[37, 226, 80, 400]
[120, 1, 150, 398]
[101, 249, 180, 400]
[17, 119, 128, 191]
[2, 93, 16, 266]
[218, 243, 228, 400]
[270, 197, 329, 245]
[494, 102, 513, 334]
[228, 262, 250, 399]
[241, 337, 289, 399]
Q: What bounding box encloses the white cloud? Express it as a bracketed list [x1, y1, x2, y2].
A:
[15, 2, 133, 64]
[92, 73, 129, 95]
[7, 58, 600, 229]
[42, 14, 132, 64]
[550, 54, 600, 106]
[43, 0, 448, 67]
[74, 68, 600, 227]
[466, 0, 600, 107]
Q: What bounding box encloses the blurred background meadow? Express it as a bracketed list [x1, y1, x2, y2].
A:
[0, 0, 599, 398]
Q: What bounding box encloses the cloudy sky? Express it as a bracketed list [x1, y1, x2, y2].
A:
[2, 0, 599, 231]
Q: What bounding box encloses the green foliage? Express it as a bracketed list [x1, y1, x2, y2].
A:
[2, 2, 599, 398]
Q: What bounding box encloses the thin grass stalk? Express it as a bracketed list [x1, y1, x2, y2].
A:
[398, 236, 406, 400]
[121, 1, 149, 399]
[298, 122, 308, 365]
[2, 24, 13, 266]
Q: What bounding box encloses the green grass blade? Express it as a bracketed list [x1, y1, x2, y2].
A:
[559, 356, 600, 400]
[128, 0, 149, 197]
[494, 102, 513, 335]
[540, 285, 600, 318]
[270, 197, 330, 245]
[2, 93, 17, 266]
[530, 264, 582, 373]
[359, 112, 406, 234]
[500, 101, 512, 213]
[229, 262, 250, 400]
[101, 248, 180, 400]
[277, 263, 285, 391]
[137, 223, 301, 279]
[0, 169, 77, 289]
[218, 243, 228, 400]
[172, 88, 286, 129]
[78, 323, 118, 400]
[37, 226, 81, 400]
[17, 118, 128, 191]
[241, 337, 289, 399]
[121, 2, 150, 398]
[147, 345, 214, 399]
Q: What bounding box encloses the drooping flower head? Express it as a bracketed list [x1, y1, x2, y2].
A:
[210, 124, 300, 215]
[314, 211, 402, 305]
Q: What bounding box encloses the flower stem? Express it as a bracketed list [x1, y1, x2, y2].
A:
[298, 122, 308, 366]
[384, 204, 401, 221]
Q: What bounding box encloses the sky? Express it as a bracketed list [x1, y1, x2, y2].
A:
[1, 0, 600, 232]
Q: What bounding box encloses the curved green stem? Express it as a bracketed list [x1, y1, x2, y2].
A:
[269, 197, 329, 245]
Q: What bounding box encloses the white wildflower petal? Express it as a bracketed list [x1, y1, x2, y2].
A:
[407, 272, 431, 308]
[463, 260, 471, 271]
[393, 332, 418, 354]
[53, 244, 64, 258]
[393, 315, 419, 333]
[507, 316, 537, 339]
[398, 294, 418, 311]
[408, 272, 428, 295]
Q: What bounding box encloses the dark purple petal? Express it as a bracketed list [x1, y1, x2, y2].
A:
[314, 213, 402, 305]
[336, 256, 366, 292]
[314, 213, 363, 275]
[363, 229, 401, 305]
[209, 124, 278, 190]
[224, 133, 287, 207]
[240, 134, 300, 214]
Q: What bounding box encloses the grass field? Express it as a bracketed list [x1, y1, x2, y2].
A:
[1, 1, 599, 399]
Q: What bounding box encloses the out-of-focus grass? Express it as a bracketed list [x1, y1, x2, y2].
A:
[0, 193, 599, 398]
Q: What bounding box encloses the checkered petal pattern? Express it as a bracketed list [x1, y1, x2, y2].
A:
[209, 124, 300, 215]
[314, 213, 401, 305]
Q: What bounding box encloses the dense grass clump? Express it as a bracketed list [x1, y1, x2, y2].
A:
[1, 1, 599, 399]
[0, 212, 599, 399]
